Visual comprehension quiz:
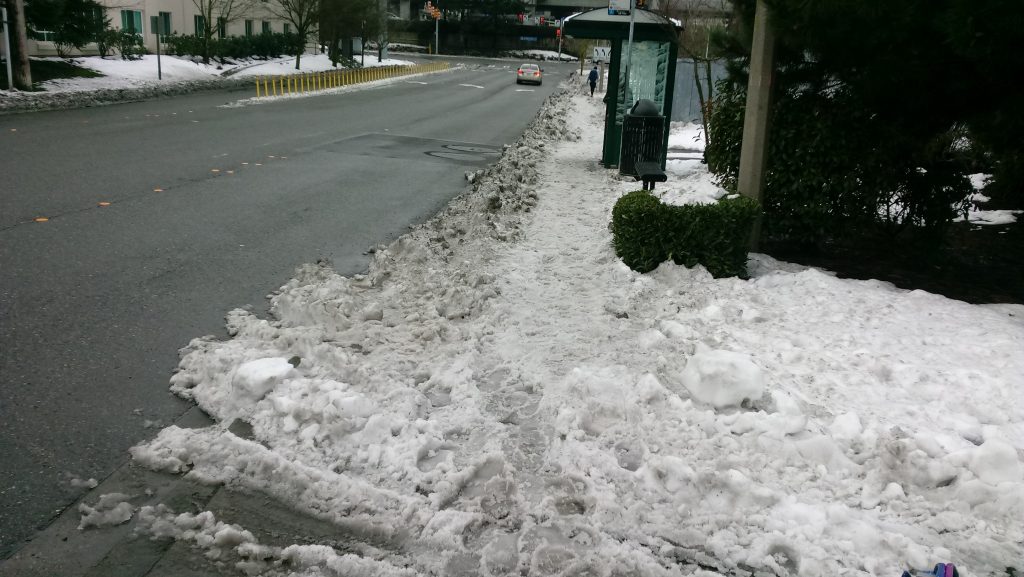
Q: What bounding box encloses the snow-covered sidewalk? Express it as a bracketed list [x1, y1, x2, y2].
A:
[124, 87, 1023, 576]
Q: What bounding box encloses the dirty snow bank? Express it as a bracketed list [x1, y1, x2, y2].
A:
[131, 85, 1023, 577]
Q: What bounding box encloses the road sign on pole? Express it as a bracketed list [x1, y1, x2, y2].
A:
[150, 15, 162, 80]
[608, 0, 630, 16]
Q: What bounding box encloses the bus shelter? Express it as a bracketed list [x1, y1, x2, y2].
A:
[563, 9, 682, 168]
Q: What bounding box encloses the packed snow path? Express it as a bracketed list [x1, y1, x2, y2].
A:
[127, 86, 1023, 576]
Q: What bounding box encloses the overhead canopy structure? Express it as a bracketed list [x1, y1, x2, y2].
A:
[563, 8, 683, 168]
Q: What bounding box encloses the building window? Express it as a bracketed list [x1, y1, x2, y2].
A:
[30, 30, 57, 42]
[90, 7, 105, 27]
[194, 15, 206, 34]
[120, 9, 142, 34]
[217, 17, 227, 38]
[283, 23, 291, 34]
[262, 21, 271, 34]
[158, 12, 172, 35]
[245, 20, 253, 36]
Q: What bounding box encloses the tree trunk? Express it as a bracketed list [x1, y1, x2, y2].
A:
[328, 28, 340, 66]
[8, 0, 32, 90]
[692, 59, 709, 147]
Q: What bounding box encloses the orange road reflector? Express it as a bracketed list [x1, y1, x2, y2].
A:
[34, 217, 49, 222]
[98, 202, 111, 207]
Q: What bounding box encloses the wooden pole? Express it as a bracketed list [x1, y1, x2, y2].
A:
[8, 0, 32, 90]
[737, 0, 775, 251]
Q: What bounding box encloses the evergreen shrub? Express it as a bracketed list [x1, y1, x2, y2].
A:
[611, 191, 760, 278]
[164, 33, 303, 61]
[705, 78, 974, 248]
[611, 191, 668, 273]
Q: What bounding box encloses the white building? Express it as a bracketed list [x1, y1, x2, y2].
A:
[25, 0, 292, 57]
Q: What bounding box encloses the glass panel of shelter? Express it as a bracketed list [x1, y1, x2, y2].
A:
[614, 40, 671, 126]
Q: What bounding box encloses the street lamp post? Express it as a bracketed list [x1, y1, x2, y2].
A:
[424, 2, 440, 54]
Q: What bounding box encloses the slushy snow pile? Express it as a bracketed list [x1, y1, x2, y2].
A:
[129, 85, 1024, 576]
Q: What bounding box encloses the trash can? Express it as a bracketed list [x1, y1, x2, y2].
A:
[619, 99, 665, 177]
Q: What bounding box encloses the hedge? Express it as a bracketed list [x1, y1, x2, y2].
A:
[611, 191, 760, 278]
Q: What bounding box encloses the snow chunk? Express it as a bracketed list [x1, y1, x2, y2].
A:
[78, 493, 133, 530]
[678, 345, 765, 408]
[231, 357, 296, 406]
[968, 439, 1022, 484]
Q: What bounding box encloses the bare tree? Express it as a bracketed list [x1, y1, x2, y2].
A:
[192, 0, 256, 64]
[268, 0, 319, 69]
[321, 0, 378, 68]
[658, 0, 731, 147]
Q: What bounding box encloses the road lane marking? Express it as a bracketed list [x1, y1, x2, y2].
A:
[459, 84, 485, 89]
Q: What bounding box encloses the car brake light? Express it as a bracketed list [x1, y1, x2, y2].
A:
[534, 72, 540, 76]
[518, 70, 523, 75]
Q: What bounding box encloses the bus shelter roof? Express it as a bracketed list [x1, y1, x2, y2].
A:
[562, 8, 682, 42]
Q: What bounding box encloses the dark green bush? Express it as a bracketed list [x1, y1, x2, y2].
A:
[164, 33, 205, 57]
[164, 33, 303, 61]
[611, 191, 760, 278]
[114, 30, 145, 60]
[705, 77, 974, 249]
[611, 191, 669, 273]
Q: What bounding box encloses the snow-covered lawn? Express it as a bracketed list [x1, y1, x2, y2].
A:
[27, 53, 413, 93]
[119, 88, 1024, 576]
[506, 49, 578, 62]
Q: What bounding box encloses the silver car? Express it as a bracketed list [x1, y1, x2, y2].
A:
[515, 63, 543, 85]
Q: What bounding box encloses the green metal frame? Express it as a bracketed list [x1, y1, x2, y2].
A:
[563, 8, 681, 168]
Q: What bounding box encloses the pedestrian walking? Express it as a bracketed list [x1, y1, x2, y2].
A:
[587, 65, 599, 97]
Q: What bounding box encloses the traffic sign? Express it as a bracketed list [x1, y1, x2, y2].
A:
[608, 0, 630, 15]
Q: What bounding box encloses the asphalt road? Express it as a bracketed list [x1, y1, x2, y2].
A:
[0, 56, 574, 558]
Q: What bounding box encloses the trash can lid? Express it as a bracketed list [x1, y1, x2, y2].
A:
[629, 99, 660, 116]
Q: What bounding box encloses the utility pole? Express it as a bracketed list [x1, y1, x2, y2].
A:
[737, 0, 774, 251]
[556, 24, 562, 61]
[2, 6, 13, 89]
[378, 0, 388, 62]
[6, 0, 31, 90]
[622, 0, 636, 104]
